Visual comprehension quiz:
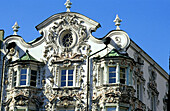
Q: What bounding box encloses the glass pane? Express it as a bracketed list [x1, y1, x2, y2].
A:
[109, 78, 116, 83]
[109, 67, 116, 72]
[109, 73, 116, 77]
[120, 79, 125, 84]
[14, 82, 16, 87]
[68, 76, 73, 80]
[68, 70, 74, 74]
[120, 68, 125, 73]
[61, 76, 66, 80]
[20, 81, 26, 85]
[107, 107, 116, 111]
[31, 70, 37, 75]
[61, 70, 66, 75]
[14, 77, 17, 81]
[21, 69, 27, 74]
[30, 81, 36, 86]
[61, 82, 66, 87]
[31, 75, 37, 81]
[14, 71, 17, 76]
[68, 81, 73, 86]
[21, 75, 27, 79]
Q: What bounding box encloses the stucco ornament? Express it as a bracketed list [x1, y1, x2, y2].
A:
[106, 31, 130, 53]
[43, 13, 91, 65]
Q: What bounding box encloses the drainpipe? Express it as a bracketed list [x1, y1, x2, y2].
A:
[86, 37, 111, 111]
[0, 42, 16, 111]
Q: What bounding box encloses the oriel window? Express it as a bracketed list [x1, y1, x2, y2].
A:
[20, 69, 27, 85]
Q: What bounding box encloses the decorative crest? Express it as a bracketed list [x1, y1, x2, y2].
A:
[65, 0, 72, 12]
[12, 22, 20, 35]
[114, 14, 122, 30]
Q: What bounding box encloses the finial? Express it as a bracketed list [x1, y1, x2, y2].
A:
[12, 22, 20, 35]
[65, 0, 72, 12]
[114, 14, 122, 30]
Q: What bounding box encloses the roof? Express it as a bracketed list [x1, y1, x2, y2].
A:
[104, 49, 130, 58]
[17, 50, 38, 62]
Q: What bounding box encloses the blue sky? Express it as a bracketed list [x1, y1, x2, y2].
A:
[0, 0, 170, 73]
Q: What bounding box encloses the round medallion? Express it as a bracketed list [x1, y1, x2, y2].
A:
[62, 33, 73, 47]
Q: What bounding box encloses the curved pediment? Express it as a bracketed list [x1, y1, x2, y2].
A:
[36, 12, 101, 32]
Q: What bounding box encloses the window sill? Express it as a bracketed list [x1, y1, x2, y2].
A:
[53, 86, 80, 90]
[13, 86, 41, 89]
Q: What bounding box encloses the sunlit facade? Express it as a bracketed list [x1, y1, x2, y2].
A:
[0, 1, 169, 111]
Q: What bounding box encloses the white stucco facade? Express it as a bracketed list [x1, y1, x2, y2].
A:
[0, 6, 168, 111]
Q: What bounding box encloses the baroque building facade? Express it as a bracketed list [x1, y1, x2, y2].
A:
[0, 1, 169, 111]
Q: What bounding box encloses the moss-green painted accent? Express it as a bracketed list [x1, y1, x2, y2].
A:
[105, 49, 129, 58]
[18, 50, 38, 61]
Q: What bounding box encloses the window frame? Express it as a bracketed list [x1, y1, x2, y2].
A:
[30, 70, 37, 87]
[13, 66, 38, 87]
[108, 67, 116, 84]
[60, 68, 74, 87]
[120, 67, 126, 84]
[13, 70, 17, 87]
[106, 106, 117, 111]
[107, 65, 127, 84]
[20, 68, 27, 86]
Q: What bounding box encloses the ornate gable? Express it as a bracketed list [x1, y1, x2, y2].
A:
[40, 12, 100, 64]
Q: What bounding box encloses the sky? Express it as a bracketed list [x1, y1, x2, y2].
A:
[0, 0, 170, 73]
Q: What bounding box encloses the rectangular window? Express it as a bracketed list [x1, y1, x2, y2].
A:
[106, 107, 116, 111]
[13, 71, 17, 87]
[61, 69, 74, 87]
[120, 67, 126, 84]
[30, 70, 37, 86]
[20, 69, 27, 85]
[137, 82, 140, 99]
[151, 96, 156, 111]
[109, 67, 116, 83]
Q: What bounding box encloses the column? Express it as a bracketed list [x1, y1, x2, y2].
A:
[126, 66, 130, 85]
[74, 64, 78, 87]
[16, 66, 20, 86]
[116, 63, 120, 84]
[27, 66, 31, 86]
[103, 62, 107, 84]
[116, 105, 120, 111]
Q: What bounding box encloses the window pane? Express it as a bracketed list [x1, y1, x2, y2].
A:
[109, 78, 116, 83]
[68, 70, 74, 74]
[61, 76, 66, 80]
[31, 70, 37, 75]
[107, 107, 116, 111]
[109, 73, 116, 77]
[68, 81, 73, 86]
[120, 68, 125, 72]
[61, 82, 66, 87]
[21, 69, 27, 74]
[30, 81, 36, 86]
[68, 76, 73, 80]
[120, 79, 125, 84]
[109, 67, 116, 72]
[109, 67, 116, 83]
[21, 75, 27, 79]
[61, 70, 66, 75]
[30, 70, 37, 86]
[20, 81, 26, 85]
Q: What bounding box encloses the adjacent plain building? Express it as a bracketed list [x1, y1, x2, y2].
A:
[0, 1, 169, 111]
